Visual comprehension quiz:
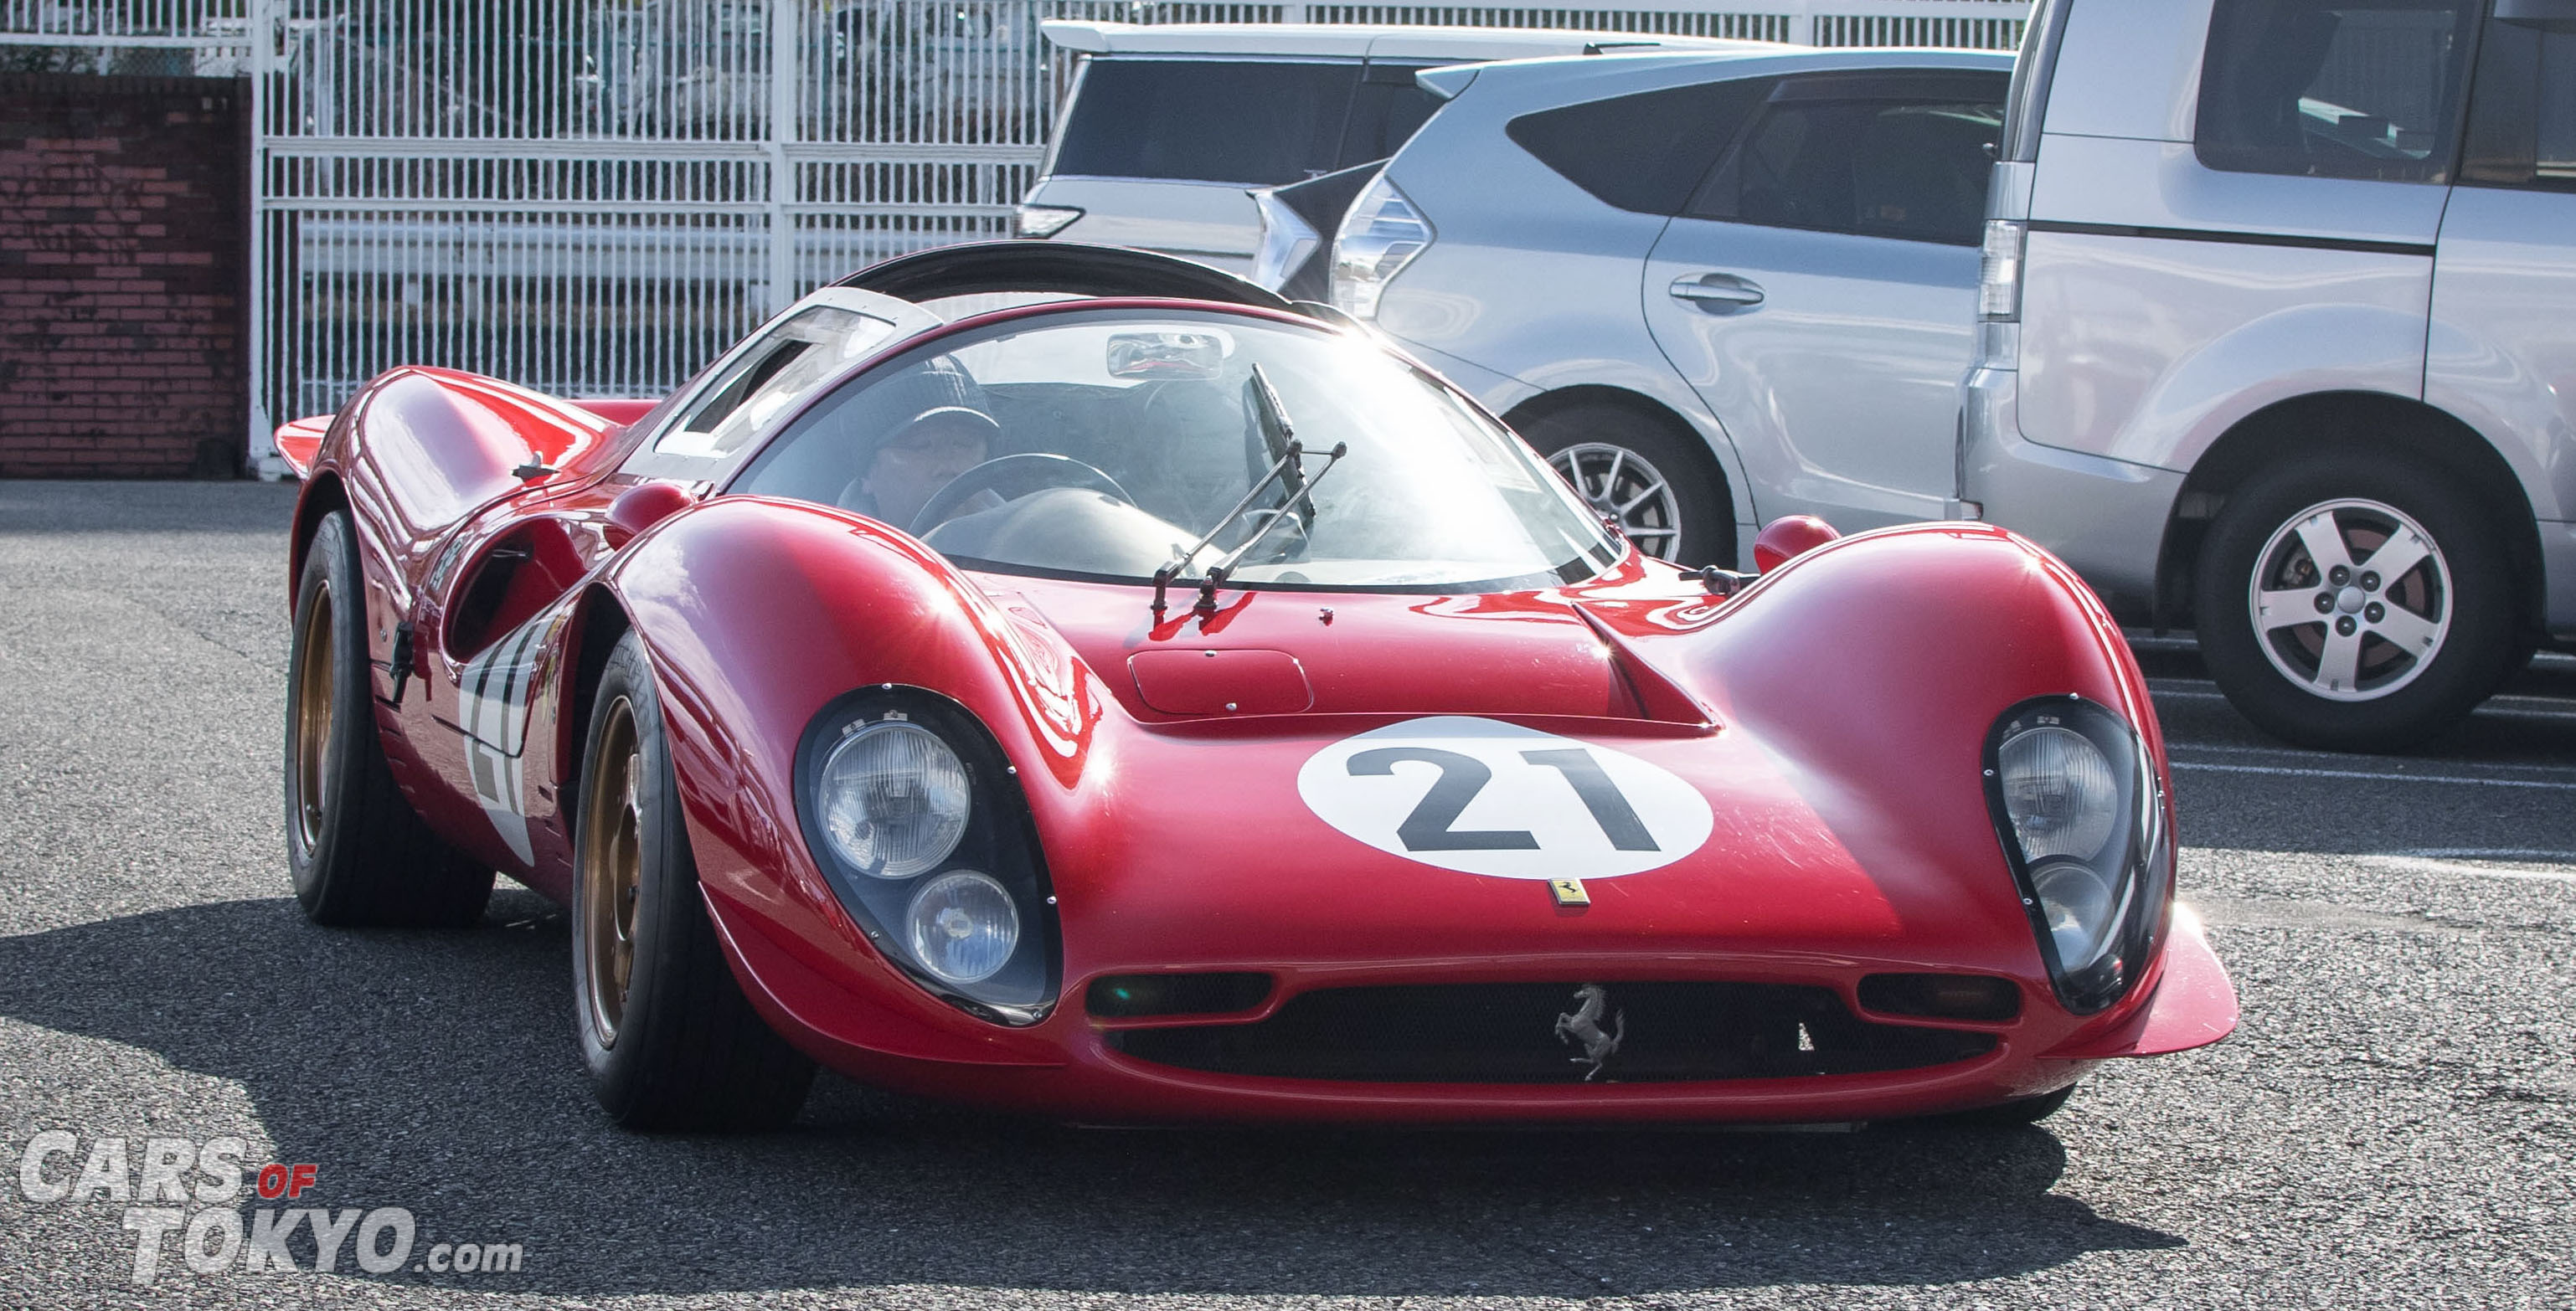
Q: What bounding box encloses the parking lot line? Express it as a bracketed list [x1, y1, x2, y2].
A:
[2169, 759, 2576, 790]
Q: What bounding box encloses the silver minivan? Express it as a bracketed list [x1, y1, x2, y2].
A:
[1018, 22, 1744, 275]
[1963, 0, 2575, 750]
[1333, 47, 2012, 566]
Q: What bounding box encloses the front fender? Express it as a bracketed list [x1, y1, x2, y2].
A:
[600, 496, 1104, 1065]
[1674, 522, 2190, 1046]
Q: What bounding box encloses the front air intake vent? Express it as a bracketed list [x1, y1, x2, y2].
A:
[1088, 972, 1273, 1019]
[1106, 982, 1995, 1083]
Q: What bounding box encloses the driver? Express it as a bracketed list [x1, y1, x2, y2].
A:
[835, 357, 1002, 531]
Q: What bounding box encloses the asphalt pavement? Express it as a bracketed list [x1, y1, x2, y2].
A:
[1, 481, 2568, 1309]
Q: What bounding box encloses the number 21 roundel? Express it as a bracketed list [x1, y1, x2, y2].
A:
[1296, 717, 1713, 880]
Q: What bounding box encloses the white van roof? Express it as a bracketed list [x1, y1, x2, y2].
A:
[1038, 20, 1772, 61]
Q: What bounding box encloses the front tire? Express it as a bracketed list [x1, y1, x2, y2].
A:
[572, 631, 815, 1132]
[2194, 453, 2515, 752]
[285, 511, 493, 928]
[1519, 404, 1734, 568]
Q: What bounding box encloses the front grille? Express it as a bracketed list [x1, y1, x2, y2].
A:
[1105, 981, 1996, 1083]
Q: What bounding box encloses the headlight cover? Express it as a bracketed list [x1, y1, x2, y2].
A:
[1981, 696, 2171, 1014]
[793, 690, 1059, 1023]
[817, 720, 970, 879]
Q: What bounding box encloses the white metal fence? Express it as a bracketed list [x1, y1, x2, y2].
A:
[2, 0, 2027, 472]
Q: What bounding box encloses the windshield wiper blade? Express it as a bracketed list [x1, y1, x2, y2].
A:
[1246, 363, 1305, 510]
[1151, 393, 1347, 618]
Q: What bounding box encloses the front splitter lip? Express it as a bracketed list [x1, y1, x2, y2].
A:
[810, 1027, 2078, 1126]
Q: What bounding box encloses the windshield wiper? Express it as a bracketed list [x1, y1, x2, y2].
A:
[1151, 371, 1347, 617]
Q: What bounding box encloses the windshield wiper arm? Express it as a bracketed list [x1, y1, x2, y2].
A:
[1150, 429, 1349, 618]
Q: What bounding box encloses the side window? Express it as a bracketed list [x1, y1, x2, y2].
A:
[1685, 87, 2005, 246]
[1046, 59, 1361, 185]
[656, 306, 894, 460]
[2196, 0, 2484, 183]
[1339, 65, 1445, 168]
[1505, 77, 1774, 215]
[2460, 10, 2576, 191]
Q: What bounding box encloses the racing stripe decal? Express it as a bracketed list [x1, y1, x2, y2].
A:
[453, 609, 559, 866]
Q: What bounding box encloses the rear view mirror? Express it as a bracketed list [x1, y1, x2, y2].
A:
[1107, 332, 1226, 380]
[1752, 515, 1842, 573]
[605, 481, 697, 548]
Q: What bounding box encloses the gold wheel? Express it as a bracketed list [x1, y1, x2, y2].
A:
[289, 578, 336, 853]
[579, 697, 644, 1048]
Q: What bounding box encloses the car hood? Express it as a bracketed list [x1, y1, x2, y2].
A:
[980, 569, 2045, 982]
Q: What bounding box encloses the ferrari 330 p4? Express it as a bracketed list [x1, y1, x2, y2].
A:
[273, 243, 2235, 1131]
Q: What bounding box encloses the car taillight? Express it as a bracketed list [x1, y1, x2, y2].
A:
[1976, 218, 2025, 369]
[1249, 189, 1318, 294]
[1330, 173, 1433, 321]
[1015, 203, 1083, 239]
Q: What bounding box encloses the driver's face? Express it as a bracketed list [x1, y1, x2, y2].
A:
[863, 415, 988, 529]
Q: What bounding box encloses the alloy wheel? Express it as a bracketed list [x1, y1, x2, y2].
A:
[1549, 442, 1681, 559]
[579, 697, 645, 1048]
[289, 579, 334, 853]
[2246, 497, 2452, 702]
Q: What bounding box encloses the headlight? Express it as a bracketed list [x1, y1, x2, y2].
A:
[1983, 697, 2170, 1013]
[906, 871, 1020, 985]
[1329, 173, 1433, 321]
[818, 720, 970, 878]
[794, 692, 1061, 1024]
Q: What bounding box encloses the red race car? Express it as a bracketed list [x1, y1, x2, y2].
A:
[276, 243, 2234, 1131]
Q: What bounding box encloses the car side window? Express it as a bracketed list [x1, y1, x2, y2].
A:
[2195, 0, 2484, 184]
[1505, 77, 1774, 215]
[1047, 59, 1362, 185]
[1340, 65, 1445, 169]
[1684, 85, 2004, 246]
[2459, 9, 2576, 192]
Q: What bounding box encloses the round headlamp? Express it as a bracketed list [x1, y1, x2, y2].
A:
[1997, 724, 2118, 861]
[818, 720, 971, 879]
[906, 871, 1021, 985]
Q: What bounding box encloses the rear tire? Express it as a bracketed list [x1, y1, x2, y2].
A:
[284, 511, 493, 928]
[2193, 452, 2515, 752]
[572, 631, 816, 1132]
[1518, 404, 1734, 568]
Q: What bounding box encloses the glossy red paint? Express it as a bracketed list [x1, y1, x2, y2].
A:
[604, 480, 697, 547]
[1751, 514, 1842, 573]
[281, 297, 2234, 1126]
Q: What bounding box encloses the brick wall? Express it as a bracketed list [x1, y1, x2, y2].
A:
[0, 75, 245, 478]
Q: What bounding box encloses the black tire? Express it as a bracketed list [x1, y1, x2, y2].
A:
[2194, 452, 2516, 752]
[285, 511, 494, 928]
[572, 631, 815, 1132]
[1517, 404, 1734, 568]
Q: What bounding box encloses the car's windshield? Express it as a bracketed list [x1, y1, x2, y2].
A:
[732, 308, 1621, 592]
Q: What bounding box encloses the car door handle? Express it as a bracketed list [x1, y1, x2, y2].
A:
[1668, 274, 1765, 311]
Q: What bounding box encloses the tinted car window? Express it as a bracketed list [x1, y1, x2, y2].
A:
[2196, 0, 2482, 183]
[1340, 68, 1445, 168]
[1048, 59, 1360, 185]
[1687, 95, 2003, 245]
[2460, 13, 2576, 191]
[1506, 77, 1773, 215]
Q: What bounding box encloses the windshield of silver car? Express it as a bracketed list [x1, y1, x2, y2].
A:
[730, 309, 1623, 592]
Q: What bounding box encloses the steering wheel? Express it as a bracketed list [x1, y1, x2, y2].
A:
[909, 453, 1136, 537]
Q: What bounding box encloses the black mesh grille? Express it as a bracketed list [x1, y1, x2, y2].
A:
[1106, 982, 1996, 1083]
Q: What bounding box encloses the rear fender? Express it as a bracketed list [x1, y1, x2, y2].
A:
[598, 496, 1100, 1063]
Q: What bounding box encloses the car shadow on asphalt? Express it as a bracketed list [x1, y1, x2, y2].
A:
[0, 893, 2182, 1298]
